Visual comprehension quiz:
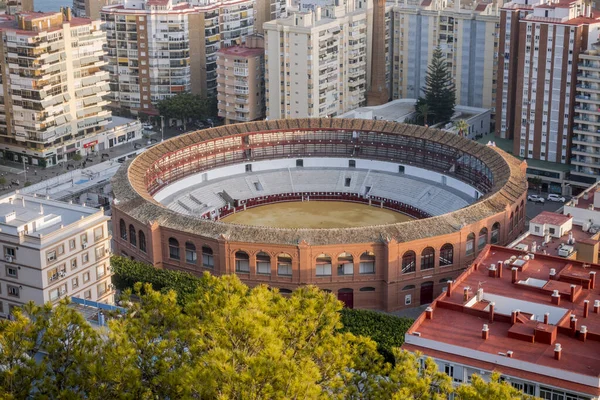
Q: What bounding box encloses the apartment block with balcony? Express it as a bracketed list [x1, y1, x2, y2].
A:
[217, 35, 265, 124]
[102, 0, 255, 115]
[255, 0, 288, 34]
[264, 1, 369, 119]
[572, 42, 600, 187]
[72, 0, 119, 20]
[0, 193, 114, 318]
[391, 0, 499, 111]
[5, 0, 32, 15]
[0, 9, 111, 167]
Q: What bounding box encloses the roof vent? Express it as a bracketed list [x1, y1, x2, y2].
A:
[554, 343, 562, 360]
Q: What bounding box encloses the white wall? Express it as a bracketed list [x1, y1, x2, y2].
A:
[154, 157, 482, 201]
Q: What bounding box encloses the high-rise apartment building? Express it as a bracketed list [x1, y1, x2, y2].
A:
[5, 0, 32, 15]
[101, 0, 254, 116]
[0, 193, 114, 318]
[264, 1, 370, 119]
[391, 0, 500, 110]
[0, 10, 111, 167]
[73, 0, 119, 20]
[255, 0, 288, 34]
[572, 42, 600, 186]
[496, 0, 600, 164]
[217, 35, 265, 124]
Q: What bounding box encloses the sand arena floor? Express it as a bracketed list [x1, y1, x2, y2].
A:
[221, 201, 414, 228]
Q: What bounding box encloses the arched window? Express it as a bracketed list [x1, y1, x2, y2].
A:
[402, 251, 416, 273]
[420, 247, 435, 270]
[129, 225, 136, 247]
[478, 227, 488, 250]
[256, 251, 271, 275]
[185, 242, 197, 264]
[401, 285, 416, 290]
[509, 212, 514, 233]
[277, 253, 292, 276]
[138, 230, 146, 253]
[466, 233, 475, 255]
[202, 246, 214, 268]
[491, 222, 500, 244]
[359, 287, 376, 292]
[520, 200, 525, 221]
[439, 243, 453, 266]
[119, 219, 126, 240]
[514, 207, 519, 229]
[359, 251, 376, 274]
[337, 252, 354, 276]
[316, 254, 332, 276]
[235, 251, 250, 273]
[168, 238, 179, 260]
[439, 278, 453, 283]
[279, 288, 293, 294]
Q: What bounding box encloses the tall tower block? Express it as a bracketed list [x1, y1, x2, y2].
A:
[367, 0, 389, 106]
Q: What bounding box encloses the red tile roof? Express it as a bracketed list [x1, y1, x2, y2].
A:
[531, 211, 572, 226]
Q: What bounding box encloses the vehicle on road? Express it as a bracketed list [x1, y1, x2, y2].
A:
[142, 124, 154, 130]
[547, 194, 566, 202]
[527, 194, 545, 203]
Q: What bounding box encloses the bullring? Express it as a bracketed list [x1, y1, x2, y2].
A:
[111, 118, 528, 311]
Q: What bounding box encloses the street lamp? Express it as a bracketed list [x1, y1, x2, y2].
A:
[160, 115, 164, 142]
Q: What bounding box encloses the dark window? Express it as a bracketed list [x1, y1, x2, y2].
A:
[129, 225, 136, 247]
[440, 243, 454, 266]
[119, 219, 127, 240]
[478, 228, 488, 250]
[256, 251, 271, 274]
[168, 238, 179, 260]
[398, 165, 405, 174]
[235, 251, 250, 273]
[345, 178, 351, 187]
[421, 247, 435, 270]
[185, 242, 197, 264]
[401, 284, 416, 290]
[296, 159, 303, 167]
[359, 287, 375, 292]
[277, 253, 292, 276]
[349, 160, 356, 168]
[202, 246, 214, 268]
[138, 231, 147, 253]
[245, 164, 252, 172]
[491, 222, 500, 244]
[402, 251, 416, 273]
[466, 233, 475, 255]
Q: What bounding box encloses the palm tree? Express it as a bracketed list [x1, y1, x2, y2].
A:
[416, 103, 430, 127]
[454, 119, 469, 138]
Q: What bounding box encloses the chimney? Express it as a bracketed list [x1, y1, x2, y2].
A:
[506, 351, 514, 358]
[511, 310, 518, 324]
[552, 290, 561, 305]
[554, 343, 562, 360]
[463, 287, 469, 302]
[446, 280, 453, 297]
[482, 324, 490, 340]
[21, 197, 25, 207]
[511, 267, 518, 283]
[543, 312, 550, 325]
[489, 302, 495, 323]
[477, 288, 484, 301]
[315, 6, 321, 21]
[366, 0, 389, 106]
[489, 264, 497, 277]
[580, 325, 588, 342]
[570, 285, 577, 302]
[590, 271, 596, 289]
[583, 300, 590, 318]
[549, 268, 557, 279]
[570, 316, 578, 337]
[66, 7, 72, 21]
[497, 262, 503, 278]
[425, 306, 433, 319]
[594, 300, 600, 314]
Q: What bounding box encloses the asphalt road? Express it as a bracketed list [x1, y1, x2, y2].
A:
[525, 190, 566, 221]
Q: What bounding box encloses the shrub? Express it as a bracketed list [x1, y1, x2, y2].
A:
[339, 308, 413, 363]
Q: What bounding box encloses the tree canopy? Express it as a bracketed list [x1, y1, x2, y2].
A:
[416, 46, 456, 125]
[156, 92, 217, 129]
[0, 269, 537, 399]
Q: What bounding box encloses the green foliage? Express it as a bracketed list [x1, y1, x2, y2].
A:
[454, 119, 470, 137]
[23, 181, 31, 187]
[72, 153, 82, 161]
[417, 46, 456, 125]
[455, 372, 536, 400]
[339, 308, 413, 363]
[0, 177, 6, 185]
[156, 92, 217, 129]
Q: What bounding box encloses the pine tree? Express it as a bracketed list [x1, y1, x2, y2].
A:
[418, 46, 456, 125]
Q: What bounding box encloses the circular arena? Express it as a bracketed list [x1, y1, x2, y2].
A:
[112, 118, 528, 311]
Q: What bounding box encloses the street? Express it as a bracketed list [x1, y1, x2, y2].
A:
[525, 190, 565, 221]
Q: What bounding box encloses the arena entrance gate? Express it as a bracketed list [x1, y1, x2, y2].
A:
[420, 281, 434, 305]
[338, 288, 354, 309]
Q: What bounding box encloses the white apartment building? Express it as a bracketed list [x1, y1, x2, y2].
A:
[0, 9, 111, 167]
[0, 193, 113, 318]
[102, 0, 255, 115]
[264, 1, 370, 119]
[391, 0, 500, 110]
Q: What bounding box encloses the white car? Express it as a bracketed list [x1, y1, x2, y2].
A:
[142, 124, 154, 130]
[547, 194, 566, 202]
[527, 194, 545, 203]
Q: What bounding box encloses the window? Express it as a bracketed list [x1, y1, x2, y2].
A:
[491, 222, 500, 244]
[359, 251, 375, 274]
[202, 246, 214, 268]
[405, 294, 412, 305]
[95, 246, 105, 261]
[168, 238, 180, 260]
[96, 264, 106, 279]
[4, 247, 15, 259]
[235, 251, 250, 273]
[360, 287, 375, 292]
[94, 226, 104, 241]
[97, 282, 107, 296]
[82, 253, 89, 264]
[439, 244, 453, 266]
[398, 165, 405, 174]
[81, 233, 88, 246]
[344, 178, 351, 187]
[47, 250, 57, 263]
[256, 252, 271, 274]
[245, 164, 252, 172]
[84, 290, 91, 299]
[277, 253, 292, 276]
[478, 228, 488, 250]
[119, 219, 127, 240]
[349, 160, 356, 168]
[549, 227, 556, 235]
[72, 277, 79, 288]
[316, 254, 332, 276]
[5, 266, 17, 278]
[337, 252, 354, 275]
[402, 251, 416, 273]
[421, 247, 435, 270]
[139, 231, 147, 253]
[509, 213, 514, 233]
[129, 225, 136, 247]
[83, 272, 90, 283]
[466, 233, 475, 255]
[57, 245, 64, 255]
[7, 285, 19, 298]
[296, 159, 303, 167]
[69, 239, 76, 250]
[185, 242, 197, 264]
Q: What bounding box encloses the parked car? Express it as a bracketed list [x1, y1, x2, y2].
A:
[547, 194, 566, 202]
[527, 194, 545, 203]
[142, 124, 154, 130]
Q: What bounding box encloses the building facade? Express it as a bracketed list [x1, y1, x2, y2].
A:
[0, 193, 114, 318]
[264, 3, 370, 119]
[217, 35, 265, 124]
[5, 0, 32, 15]
[391, 0, 500, 111]
[255, 0, 287, 34]
[101, 0, 255, 116]
[0, 9, 111, 167]
[496, 0, 600, 164]
[73, 0, 119, 20]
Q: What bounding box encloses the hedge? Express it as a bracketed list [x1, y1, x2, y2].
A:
[339, 308, 414, 363]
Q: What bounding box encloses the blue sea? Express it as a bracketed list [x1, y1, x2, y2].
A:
[32, 0, 72, 12]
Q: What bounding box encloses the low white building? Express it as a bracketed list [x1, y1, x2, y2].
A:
[564, 183, 600, 230]
[0, 193, 114, 317]
[529, 211, 573, 240]
[80, 116, 143, 155]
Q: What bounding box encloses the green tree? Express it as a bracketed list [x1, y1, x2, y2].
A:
[417, 46, 456, 125]
[416, 103, 431, 127]
[157, 93, 217, 131]
[455, 372, 535, 399]
[0, 177, 6, 186]
[454, 119, 469, 137]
